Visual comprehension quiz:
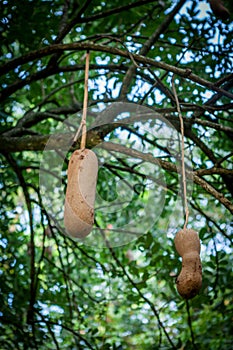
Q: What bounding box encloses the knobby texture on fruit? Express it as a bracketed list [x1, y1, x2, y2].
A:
[64, 149, 98, 239]
[174, 229, 202, 299]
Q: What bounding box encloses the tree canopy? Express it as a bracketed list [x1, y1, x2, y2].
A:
[0, 0, 233, 349]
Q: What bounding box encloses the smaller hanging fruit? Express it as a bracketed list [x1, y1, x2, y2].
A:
[174, 229, 202, 299]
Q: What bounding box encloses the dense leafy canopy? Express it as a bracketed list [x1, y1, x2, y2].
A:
[0, 0, 233, 349]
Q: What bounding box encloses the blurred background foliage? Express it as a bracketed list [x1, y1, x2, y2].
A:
[0, 0, 233, 349]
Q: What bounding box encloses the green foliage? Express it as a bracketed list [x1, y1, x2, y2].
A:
[0, 0, 233, 349]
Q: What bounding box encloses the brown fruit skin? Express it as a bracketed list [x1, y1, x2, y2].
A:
[176, 252, 202, 299]
[174, 229, 200, 257]
[209, 0, 230, 20]
[64, 149, 98, 239]
[174, 229, 202, 299]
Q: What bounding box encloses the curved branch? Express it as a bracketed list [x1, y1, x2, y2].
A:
[192, 174, 233, 214]
[120, 0, 187, 99]
[190, 201, 232, 244]
[77, 0, 159, 24]
[101, 142, 233, 215]
[1, 42, 233, 101]
[0, 63, 127, 102]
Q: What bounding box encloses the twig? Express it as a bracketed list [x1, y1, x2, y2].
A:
[172, 75, 189, 229]
[34, 310, 60, 350]
[34, 317, 95, 350]
[99, 229, 176, 349]
[3, 153, 38, 348]
[186, 300, 198, 350]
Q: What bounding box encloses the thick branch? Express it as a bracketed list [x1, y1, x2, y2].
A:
[1, 132, 232, 213]
[0, 132, 101, 152]
[195, 167, 233, 176]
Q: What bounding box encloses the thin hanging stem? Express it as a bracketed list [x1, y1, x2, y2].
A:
[73, 51, 90, 148]
[172, 75, 189, 229]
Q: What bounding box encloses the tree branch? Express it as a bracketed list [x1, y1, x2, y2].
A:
[1, 42, 233, 101]
[1, 130, 232, 213]
[195, 167, 233, 177]
[0, 63, 127, 102]
[102, 232, 176, 349]
[120, 0, 187, 99]
[3, 153, 37, 330]
[54, 0, 92, 44]
[101, 142, 233, 215]
[77, 0, 160, 24]
[0, 132, 100, 152]
[192, 173, 233, 214]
